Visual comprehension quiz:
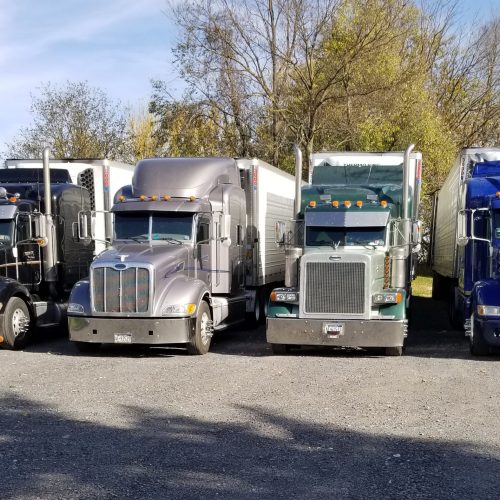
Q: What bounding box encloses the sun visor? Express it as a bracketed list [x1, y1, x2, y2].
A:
[305, 210, 389, 227]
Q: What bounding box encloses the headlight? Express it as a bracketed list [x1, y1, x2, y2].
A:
[373, 292, 402, 305]
[162, 303, 197, 316]
[270, 290, 298, 302]
[477, 305, 500, 316]
[68, 303, 85, 314]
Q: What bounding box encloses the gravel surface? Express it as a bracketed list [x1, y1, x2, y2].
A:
[1, 296, 499, 499]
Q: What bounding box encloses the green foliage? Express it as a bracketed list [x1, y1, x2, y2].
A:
[5, 81, 129, 160]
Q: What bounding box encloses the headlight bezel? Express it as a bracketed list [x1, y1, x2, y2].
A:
[477, 304, 500, 317]
[161, 303, 197, 317]
[270, 289, 299, 303]
[372, 291, 402, 305]
[67, 303, 85, 314]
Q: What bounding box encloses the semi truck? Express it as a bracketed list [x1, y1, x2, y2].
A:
[431, 147, 500, 355]
[67, 157, 296, 354]
[267, 145, 422, 356]
[0, 150, 134, 349]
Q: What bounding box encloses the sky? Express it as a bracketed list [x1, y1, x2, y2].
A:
[0, 0, 498, 157]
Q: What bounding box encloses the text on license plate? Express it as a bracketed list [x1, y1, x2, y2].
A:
[114, 333, 132, 344]
[323, 322, 344, 337]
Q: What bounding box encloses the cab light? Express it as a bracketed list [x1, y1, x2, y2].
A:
[189, 195, 196, 202]
[496, 192, 500, 198]
[139, 195, 146, 201]
[119, 195, 126, 202]
[9, 196, 17, 203]
[163, 195, 171, 201]
[344, 200, 351, 208]
[332, 200, 339, 208]
[356, 200, 363, 207]
[381, 200, 388, 208]
[36, 237, 48, 247]
[151, 195, 158, 201]
[477, 305, 500, 316]
[309, 200, 316, 208]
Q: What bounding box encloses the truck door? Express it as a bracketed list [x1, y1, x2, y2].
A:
[195, 215, 211, 287]
[15, 212, 41, 286]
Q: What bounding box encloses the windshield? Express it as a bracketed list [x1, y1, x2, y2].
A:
[114, 212, 194, 242]
[312, 163, 403, 185]
[0, 220, 14, 245]
[306, 226, 386, 247]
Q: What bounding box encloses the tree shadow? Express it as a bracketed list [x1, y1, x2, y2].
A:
[0, 394, 498, 499]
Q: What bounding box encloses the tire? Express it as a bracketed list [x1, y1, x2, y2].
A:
[187, 301, 213, 355]
[385, 346, 403, 356]
[74, 342, 101, 353]
[271, 343, 290, 355]
[449, 290, 463, 330]
[246, 291, 262, 328]
[469, 313, 489, 356]
[1, 297, 32, 350]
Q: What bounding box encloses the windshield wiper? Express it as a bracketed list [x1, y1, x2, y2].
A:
[157, 237, 182, 245]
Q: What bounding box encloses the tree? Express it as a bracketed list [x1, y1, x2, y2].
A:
[5, 81, 129, 160]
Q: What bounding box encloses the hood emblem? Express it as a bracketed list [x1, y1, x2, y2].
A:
[118, 255, 129, 262]
[329, 255, 341, 261]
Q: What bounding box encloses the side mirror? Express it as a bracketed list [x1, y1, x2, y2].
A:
[456, 210, 469, 247]
[275, 221, 286, 245]
[412, 220, 422, 246]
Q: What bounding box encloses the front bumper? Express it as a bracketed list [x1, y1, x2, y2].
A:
[475, 317, 500, 348]
[266, 317, 407, 347]
[68, 316, 196, 345]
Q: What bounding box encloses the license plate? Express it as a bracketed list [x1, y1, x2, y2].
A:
[323, 322, 344, 338]
[114, 333, 132, 344]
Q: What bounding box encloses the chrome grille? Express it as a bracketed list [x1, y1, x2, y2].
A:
[305, 262, 365, 314]
[92, 266, 150, 313]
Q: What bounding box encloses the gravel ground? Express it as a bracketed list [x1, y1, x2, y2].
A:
[1, 295, 499, 499]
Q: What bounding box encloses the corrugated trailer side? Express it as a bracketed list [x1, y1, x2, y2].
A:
[237, 159, 295, 287]
[432, 158, 461, 279]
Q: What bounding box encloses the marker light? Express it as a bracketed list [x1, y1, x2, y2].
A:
[344, 200, 351, 208]
[36, 237, 48, 247]
[309, 200, 316, 208]
[356, 200, 363, 207]
[381, 200, 388, 208]
[119, 195, 126, 202]
[163, 195, 171, 201]
[332, 200, 339, 208]
[139, 195, 146, 201]
[151, 195, 158, 201]
[9, 196, 16, 203]
[496, 192, 500, 198]
[189, 195, 196, 202]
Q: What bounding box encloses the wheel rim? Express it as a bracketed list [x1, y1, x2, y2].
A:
[200, 311, 210, 345]
[254, 297, 261, 322]
[12, 308, 29, 338]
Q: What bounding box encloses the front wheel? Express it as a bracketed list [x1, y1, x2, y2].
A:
[187, 301, 213, 355]
[1, 297, 32, 350]
[469, 313, 489, 356]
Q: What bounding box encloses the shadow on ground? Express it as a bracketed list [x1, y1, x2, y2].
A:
[1, 394, 499, 499]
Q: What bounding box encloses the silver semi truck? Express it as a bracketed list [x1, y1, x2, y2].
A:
[267, 145, 422, 356]
[68, 157, 296, 354]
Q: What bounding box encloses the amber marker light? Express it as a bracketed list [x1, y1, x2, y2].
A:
[344, 200, 351, 208]
[9, 196, 16, 202]
[356, 200, 363, 207]
[332, 200, 339, 208]
[381, 200, 388, 208]
[496, 192, 500, 198]
[163, 195, 171, 201]
[309, 200, 316, 208]
[0, 336, 4, 343]
[396, 292, 402, 304]
[139, 195, 146, 201]
[189, 195, 196, 202]
[151, 195, 158, 201]
[119, 195, 126, 202]
[270, 291, 277, 301]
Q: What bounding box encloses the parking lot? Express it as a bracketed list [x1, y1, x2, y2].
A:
[1, 295, 499, 499]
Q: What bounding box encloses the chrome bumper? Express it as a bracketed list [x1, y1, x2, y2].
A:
[266, 317, 407, 347]
[68, 316, 196, 345]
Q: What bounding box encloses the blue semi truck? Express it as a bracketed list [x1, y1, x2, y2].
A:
[431, 147, 500, 355]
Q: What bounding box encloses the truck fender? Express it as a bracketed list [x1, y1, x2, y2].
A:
[471, 279, 500, 309]
[68, 279, 91, 315]
[0, 278, 34, 315]
[153, 276, 210, 317]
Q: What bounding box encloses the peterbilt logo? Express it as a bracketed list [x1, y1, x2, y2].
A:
[329, 256, 341, 261]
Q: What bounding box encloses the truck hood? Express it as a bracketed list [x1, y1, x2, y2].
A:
[93, 242, 190, 275]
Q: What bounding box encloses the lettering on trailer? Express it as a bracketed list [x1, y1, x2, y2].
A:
[416, 159, 422, 183]
[252, 166, 258, 192]
[103, 166, 110, 192]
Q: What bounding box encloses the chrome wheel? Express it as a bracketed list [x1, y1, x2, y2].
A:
[199, 311, 212, 345]
[12, 307, 29, 338]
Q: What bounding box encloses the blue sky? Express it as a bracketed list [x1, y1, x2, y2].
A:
[0, 0, 498, 157]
